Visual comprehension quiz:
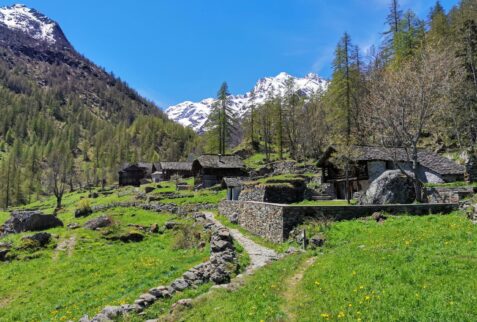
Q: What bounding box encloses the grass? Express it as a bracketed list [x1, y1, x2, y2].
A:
[424, 181, 477, 188]
[293, 199, 358, 206]
[168, 212, 477, 321]
[160, 190, 226, 205]
[121, 283, 213, 321]
[243, 152, 293, 170]
[123, 239, 252, 321]
[167, 253, 310, 321]
[0, 187, 211, 322]
[292, 212, 477, 321]
[0, 211, 9, 224]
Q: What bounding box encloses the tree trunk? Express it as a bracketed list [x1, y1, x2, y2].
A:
[56, 195, 62, 209]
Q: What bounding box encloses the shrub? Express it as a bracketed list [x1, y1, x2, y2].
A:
[172, 224, 209, 250]
[75, 199, 92, 218]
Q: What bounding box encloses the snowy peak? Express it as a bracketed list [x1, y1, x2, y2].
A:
[0, 4, 62, 45]
[166, 72, 328, 133]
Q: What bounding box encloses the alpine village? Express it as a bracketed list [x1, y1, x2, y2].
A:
[0, 1, 477, 321]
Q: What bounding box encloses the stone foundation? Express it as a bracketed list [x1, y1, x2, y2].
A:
[425, 187, 475, 204]
[219, 200, 459, 243]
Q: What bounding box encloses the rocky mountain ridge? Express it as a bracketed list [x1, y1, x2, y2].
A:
[166, 72, 328, 133]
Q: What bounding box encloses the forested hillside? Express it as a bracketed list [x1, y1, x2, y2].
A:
[206, 0, 477, 163]
[0, 5, 199, 208]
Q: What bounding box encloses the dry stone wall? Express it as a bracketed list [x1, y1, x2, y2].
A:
[219, 201, 459, 243]
[425, 187, 475, 204]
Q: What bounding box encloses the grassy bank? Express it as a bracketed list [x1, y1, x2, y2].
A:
[0, 183, 213, 322]
[169, 212, 477, 321]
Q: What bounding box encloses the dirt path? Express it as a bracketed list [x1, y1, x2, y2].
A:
[53, 235, 76, 260]
[281, 256, 317, 321]
[203, 212, 281, 275]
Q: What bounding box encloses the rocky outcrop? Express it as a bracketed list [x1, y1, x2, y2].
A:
[1, 211, 63, 235]
[360, 170, 416, 205]
[83, 216, 113, 230]
[21, 232, 51, 248]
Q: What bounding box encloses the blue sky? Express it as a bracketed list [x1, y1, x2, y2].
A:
[2, 0, 459, 107]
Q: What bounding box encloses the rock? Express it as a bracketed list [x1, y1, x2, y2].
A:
[0, 249, 9, 261]
[84, 216, 113, 230]
[23, 232, 52, 247]
[286, 246, 298, 254]
[216, 228, 231, 241]
[371, 212, 388, 223]
[67, 223, 81, 230]
[210, 267, 230, 284]
[360, 170, 416, 205]
[119, 231, 144, 243]
[88, 192, 99, 199]
[149, 286, 171, 298]
[211, 239, 232, 252]
[100, 306, 124, 319]
[75, 208, 93, 218]
[171, 278, 189, 291]
[0, 242, 11, 249]
[193, 212, 206, 221]
[171, 298, 193, 312]
[2, 211, 63, 234]
[183, 271, 198, 281]
[229, 213, 239, 224]
[150, 223, 159, 233]
[79, 315, 91, 322]
[120, 304, 139, 313]
[164, 221, 179, 230]
[139, 293, 156, 303]
[197, 241, 206, 248]
[145, 187, 155, 194]
[309, 234, 326, 248]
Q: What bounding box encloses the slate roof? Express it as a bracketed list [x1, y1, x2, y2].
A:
[222, 177, 243, 187]
[321, 146, 465, 176]
[195, 155, 244, 169]
[160, 162, 193, 171]
[119, 164, 144, 173]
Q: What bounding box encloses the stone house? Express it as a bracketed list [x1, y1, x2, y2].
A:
[159, 162, 193, 181]
[318, 146, 465, 199]
[222, 177, 243, 201]
[119, 163, 160, 187]
[192, 155, 247, 188]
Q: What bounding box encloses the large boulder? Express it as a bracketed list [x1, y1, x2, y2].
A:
[22, 232, 52, 247]
[2, 211, 63, 234]
[360, 170, 416, 205]
[84, 216, 113, 230]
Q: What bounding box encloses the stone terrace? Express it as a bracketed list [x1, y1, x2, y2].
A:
[219, 201, 459, 243]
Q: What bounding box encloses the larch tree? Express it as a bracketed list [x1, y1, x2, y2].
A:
[366, 46, 464, 201]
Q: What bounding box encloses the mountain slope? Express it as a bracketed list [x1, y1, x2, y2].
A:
[166, 72, 328, 133]
[0, 4, 196, 208]
[0, 4, 161, 122]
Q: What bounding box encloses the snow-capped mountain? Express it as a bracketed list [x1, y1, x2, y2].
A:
[0, 4, 69, 47]
[166, 72, 328, 133]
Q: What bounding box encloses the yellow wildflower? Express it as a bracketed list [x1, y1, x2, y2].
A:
[338, 312, 345, 318]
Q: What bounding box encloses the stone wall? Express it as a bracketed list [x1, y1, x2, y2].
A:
[219, 200, 459, 243]
[238, 183, 305, 204]
[425, 187, 475, 204]
[368, 161, 387, 182]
